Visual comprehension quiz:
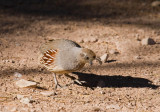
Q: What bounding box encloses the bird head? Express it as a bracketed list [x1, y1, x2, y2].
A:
[80, 48, 102, 65]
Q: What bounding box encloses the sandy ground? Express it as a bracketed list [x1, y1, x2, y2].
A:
[0, 0, 160, 112]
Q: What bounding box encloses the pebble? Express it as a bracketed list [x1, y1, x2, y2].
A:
[40, 91, 55, 96]
[97, 80, 105, 88]
[98, 39, 105, 43]
[141, 37, 156, 45]
[151, 1, 160, 7]
[93, 107, 101, 111]
[15, 79, 37, 88]
[100, 91, 105, 94]
[109, 49, 119, 54]
[5, 106, 17, 112]
[16, 94, 24, 100]
[135, 55, 141, 59]
[83, 38, 90, 43]
[77, 39, 84, 43]
[106, 104, 120, 110]
[100, 53, 109, 63]
[20, 97, 32, 105]
[14, 72, 22, 78]
[90, 38, 98, 43]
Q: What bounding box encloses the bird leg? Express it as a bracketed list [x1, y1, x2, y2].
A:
[64, 74, 86, 85]
[52, 73, 62, 89]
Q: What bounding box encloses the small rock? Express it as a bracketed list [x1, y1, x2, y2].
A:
[90, 38, 98, 43]
[14, 72, 22, 78]
[15, 79, 37, 88]
[141, 37, 156, 45]
[135, 55, 141, 59]
[93, 107, 101, 111]
[100, 53, 109, 63]
[16, 94, 24, 100]
[77, 39, 84, 43]
[136, 37, 141, 41]
[40, 91, 55, 96]
[109, 49, 119, 54]
[135, 34, 139, 38]
[5, 106, 17, 112]
[151, 1, 160, 7]
[100, 91, 105, 94]
[20, 97, 32, 105]
[97, 80, 105, 88]
[97, 39, 104, 43]
[83, 38, 90, 43]
[106, 104, 120, 110]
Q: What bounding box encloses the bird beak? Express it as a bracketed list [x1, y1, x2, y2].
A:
[89, 60, 93, 66]
[96, 57, 102, 65]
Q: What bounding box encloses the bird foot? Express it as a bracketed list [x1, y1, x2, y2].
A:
[74, 79, 86, 85]
[64, 74, 86, 85]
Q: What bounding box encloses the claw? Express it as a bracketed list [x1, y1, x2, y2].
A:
[74, 79, 86, 85]
[64, 74, 86, 85]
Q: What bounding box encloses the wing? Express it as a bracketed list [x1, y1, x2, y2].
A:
[40, 49, 57, 67]
[39, 39, 81, 54]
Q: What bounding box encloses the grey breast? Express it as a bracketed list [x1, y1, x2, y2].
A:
[57, 47, 82, 71]
[56, 39, 82, 71]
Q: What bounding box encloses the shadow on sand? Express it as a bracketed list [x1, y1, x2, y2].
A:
[73, 72, 159, 89]
[0, 65, 159, 89]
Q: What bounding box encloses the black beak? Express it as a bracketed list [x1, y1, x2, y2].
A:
[90, 61, 93, 66]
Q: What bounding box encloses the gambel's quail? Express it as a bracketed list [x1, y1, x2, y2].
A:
[39, 39, 101, 89]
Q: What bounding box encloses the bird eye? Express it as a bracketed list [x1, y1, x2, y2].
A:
[85, 56, 89, 60]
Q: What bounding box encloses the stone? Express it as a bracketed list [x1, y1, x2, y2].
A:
[135, 55, 141, 59]
[83, 38, 90, 43]
[90, 38, 98, 43]
[151, 1, 160, 7]
[40, 91, 55, 96]
[141, 37, 156, 45]
[20, 97, 32, 105]
[12, 60, 15, 63]
[97, 39, 104, 43]
[5, 106, 17, 112]
[77, 39, 84, 43]
[109, 49, 119, 54]
[100, 53, 109, 63]
[106, 104, 120, 110]
[16, 94, 24, 100]
[100, 91, 105, 94]
[15, 79, 37, 88]
[14, 72, 22, 78]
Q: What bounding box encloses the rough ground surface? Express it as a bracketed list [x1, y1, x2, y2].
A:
[0, 0, 160, 112]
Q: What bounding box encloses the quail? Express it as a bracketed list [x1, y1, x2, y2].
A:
[39, 39, 101, 89]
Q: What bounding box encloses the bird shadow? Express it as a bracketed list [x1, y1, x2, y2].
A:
[0, 67, 159, 90]
[73, 72, 159, 89]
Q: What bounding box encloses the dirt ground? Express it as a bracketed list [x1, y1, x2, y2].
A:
[0, 0, 160, 112]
